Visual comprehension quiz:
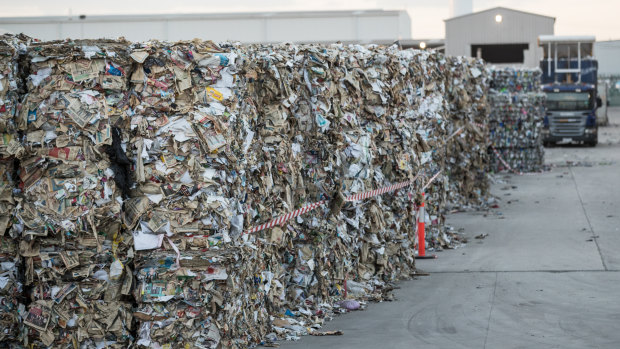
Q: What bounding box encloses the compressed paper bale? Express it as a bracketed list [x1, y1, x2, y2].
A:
[16, 39, 135, 347]
[127, 41, 270, 348]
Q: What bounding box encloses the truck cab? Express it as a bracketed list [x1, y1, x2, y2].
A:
[539, 36, 601, 146]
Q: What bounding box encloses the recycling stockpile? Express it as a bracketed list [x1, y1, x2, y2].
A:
[238, 44, 447, 344]
[488, 68, 545, 172]
[16, 40, 135, 347]
[0, 36, 493, 347]
[123, 42, 449, 347]
[444, 56, 490, 208]
[0, 34, 26, 345]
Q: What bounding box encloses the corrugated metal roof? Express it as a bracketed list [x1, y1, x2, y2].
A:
[444, 7, 555, 22]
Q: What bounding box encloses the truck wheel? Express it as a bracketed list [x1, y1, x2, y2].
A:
[586, 136, 598, 147]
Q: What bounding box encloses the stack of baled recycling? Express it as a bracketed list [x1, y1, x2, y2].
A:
[488, 67, 545, 172]
[125, 42, 491, 346]
[231, 43, 482, 342]
[2, 37, 493, 348]
[0, 34, 27, 346]
[16, 40, 134, 348]
[426, 56, 490, 250]
[242, 41, 435, 310]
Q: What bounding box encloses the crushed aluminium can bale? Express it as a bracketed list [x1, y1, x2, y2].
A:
[488, 67, 545, 173]
[15, 39, 135, 348]
[490, 146, 545, 173]
[489, 67, 541, 93]
[488, 93, 546, 149]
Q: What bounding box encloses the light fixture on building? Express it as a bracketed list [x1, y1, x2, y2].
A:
[495, 14, 503, 23]
[419, 41, 427, 49]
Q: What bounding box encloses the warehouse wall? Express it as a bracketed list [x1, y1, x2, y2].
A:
[0, 10, 411, 43]
[445, 7, 554, 67]
[595, 40, 620, 76]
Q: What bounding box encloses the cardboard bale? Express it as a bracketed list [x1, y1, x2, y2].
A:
[16, 39, 134, 348]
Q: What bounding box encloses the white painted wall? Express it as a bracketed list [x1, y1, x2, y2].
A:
[445, 7, 555, 67]
[0, 10, 411, 44]
[595, 40, 620, 76]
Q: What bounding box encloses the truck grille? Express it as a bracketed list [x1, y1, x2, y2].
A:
[549, 115, 585, 137]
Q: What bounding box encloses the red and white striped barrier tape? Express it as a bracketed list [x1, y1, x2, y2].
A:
[446, 127, 464, 142]
[242, 168, 447, 236]
[243, 200, 326, 235]
[422, 170, 442, 191]
[445, 123, 485, 143]
[344, 175, 418, 202]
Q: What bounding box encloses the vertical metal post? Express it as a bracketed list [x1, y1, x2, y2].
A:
[577, 41, 582, 83]
[554, 42, 558, 83]
[548, 43, 551, 77]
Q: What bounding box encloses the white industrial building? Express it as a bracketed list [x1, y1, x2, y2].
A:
[594, 40, 620, 76]
[445, 7, 555, 67]
[0, 10, 411, 44]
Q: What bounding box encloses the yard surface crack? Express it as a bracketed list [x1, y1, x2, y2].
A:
[569, 166, 608, 271]
[483, 272, 498, 349]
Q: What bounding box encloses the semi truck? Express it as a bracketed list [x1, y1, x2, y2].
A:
[538, 36, 602, 146]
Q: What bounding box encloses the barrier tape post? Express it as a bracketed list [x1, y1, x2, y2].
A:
[415, 192, 437, 260]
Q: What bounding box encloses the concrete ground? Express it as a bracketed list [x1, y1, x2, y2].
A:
[281, 107, 620, 349]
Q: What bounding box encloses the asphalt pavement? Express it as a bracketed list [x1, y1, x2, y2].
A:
[280, 107, 620, 349]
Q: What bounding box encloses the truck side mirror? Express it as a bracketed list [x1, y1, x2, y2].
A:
[596, 97, 602, 108]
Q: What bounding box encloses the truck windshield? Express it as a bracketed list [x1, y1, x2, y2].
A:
[545, 92, 593, 111]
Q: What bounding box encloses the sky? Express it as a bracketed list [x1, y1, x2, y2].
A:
[0, 0, 618, 40]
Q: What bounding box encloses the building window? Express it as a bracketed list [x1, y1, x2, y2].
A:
[470, 43, 529, 64]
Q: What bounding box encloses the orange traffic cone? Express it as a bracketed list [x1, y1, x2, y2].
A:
[415, 193, 437, 259]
